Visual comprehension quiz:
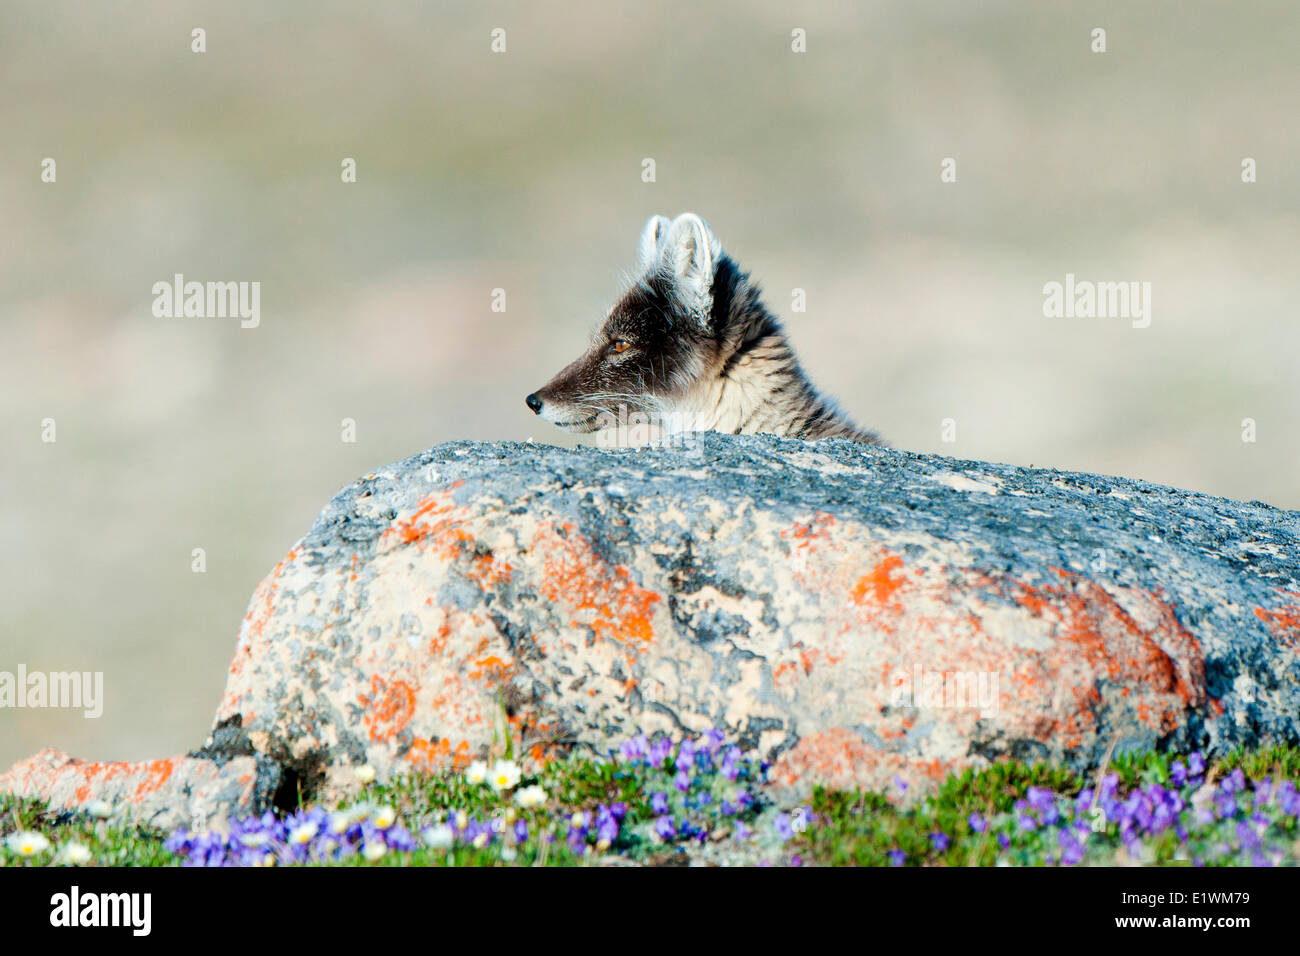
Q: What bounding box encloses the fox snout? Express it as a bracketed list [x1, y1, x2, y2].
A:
[524, 363, 582, 423]
[522, 366, 608, 433]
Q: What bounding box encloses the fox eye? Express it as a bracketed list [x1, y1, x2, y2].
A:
[610, 339, 630, 354]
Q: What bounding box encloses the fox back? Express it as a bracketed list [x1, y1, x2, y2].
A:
[525, 213, 883, 445]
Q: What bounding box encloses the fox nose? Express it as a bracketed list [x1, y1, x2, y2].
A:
[525, 393, 543, 415]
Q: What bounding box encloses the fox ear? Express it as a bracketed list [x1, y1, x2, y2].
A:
[662, 213, 721, 325]
[637, 215, 672, 271]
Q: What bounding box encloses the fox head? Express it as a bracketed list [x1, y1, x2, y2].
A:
[525, 213, 733, 434]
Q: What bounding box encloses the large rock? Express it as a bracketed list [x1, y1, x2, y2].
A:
[0, 749, 268, 831]
[5, 434, 1299, 825]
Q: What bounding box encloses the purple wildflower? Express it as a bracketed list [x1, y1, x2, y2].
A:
[618, 734, 649, 763]
[164, 828, 193, 854]
[720, 746, 742, 782]
[1277, 782, 1300, 816]
[1235, 820, 1260, 849]
[647, 736, 673, 768]
[1214, 792, 1239, 819]
[1057, 829, 1084, 866]
[1099, 772, 1120, 799]
[675, 738, 697, 772]
[385, 826, 417, 852]
[774, 813, 794, 842]
[1026, 787, 1054, 813]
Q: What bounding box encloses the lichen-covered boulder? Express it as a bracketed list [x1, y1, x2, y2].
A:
[211, 434, 1300, 802]
[5, 434, 1300, 825]
[0, 748, 267, 831]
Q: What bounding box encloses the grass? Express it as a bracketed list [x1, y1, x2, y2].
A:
[2, 739, 1298, 867]
[799, 743, 1300, 867]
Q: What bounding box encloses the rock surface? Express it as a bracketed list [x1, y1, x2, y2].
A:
[5, 434, 1300, 826]
[0, 749, 267, 831]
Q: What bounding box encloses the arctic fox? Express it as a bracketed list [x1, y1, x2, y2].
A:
[525, 213, 883, 445]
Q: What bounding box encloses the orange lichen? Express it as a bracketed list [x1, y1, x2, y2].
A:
[384, 485, 464, 546]
[851, 553, 906, 607]
[406, 736, 471, 773]
[1006, 571, 1205, 713]
[360, 674, 417, 742]
[777, 514, 1208, 756]
[533, 522, 660, 650]
[784, 512, 836, 545]
[468, 552, 513, 589]
[428, 620, 452, 657]
[52, 756, 176, 804]
[1255, 591, 1300, 649]
[773, 647, 845, 689]
[381, 485, 514, 590]
[132, 759, 175, 800]
[468, 654, 511, 681]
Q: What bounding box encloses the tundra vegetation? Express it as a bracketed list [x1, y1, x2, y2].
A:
[3, 731, 1297, 867]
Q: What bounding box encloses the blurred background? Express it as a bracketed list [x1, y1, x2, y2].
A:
[2, 0, 1298, 768]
